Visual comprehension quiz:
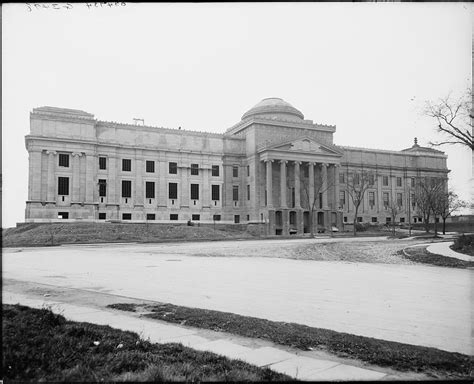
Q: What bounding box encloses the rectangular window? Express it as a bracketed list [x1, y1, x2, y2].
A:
[386, 217, 391, 223]
[368, 191, 375, 207]
[382, 176, 389, 186]
[357, 217, 363, 222]
[371, 217, 377, 223]
[99, 179, 107, 197]
[122, 159, 131, 172]
[191, 163, 199, 176]
[397, 192, 403, 207]
[411, 178, 415, 188]
[343, 216, 348, 223]
[233, 165, 239, 178]
[411, 193, 416, 208]
[233, 185, 239, 201]
[397, 177, 402, 187]
[213, 214, 221, 221]
[169, 183, 178, 199]
[58, 212, 69, 219]
[99, 156, 107, 170]
[400, 217, 405, 223]
[247, 165, 250, 177]
[339, 191, 345, 208]
[247, 184, 250, 200]
[122, 180, 132, 198]
[146, 182, 155, 199]
[58, 177, 69, 195]
[234, 215, 240, 224]
[190, 184, 199, 200]
[146, 160, 155, 173]
[192, 214, 200, 221]
[170, 214, 178, 220]
[146, 214, 156, 220]
[246, 215, 250, 221]
[211, 185, 220, 201]
[353, 173, 360, 185]
[339, 173, 345, 184]
[212, 165, 219, 177]
[369, 174, 375, 185]
[122, 213, 132, 220]
[99, 213, 106, 220]
[169, 162, 177, 174]
[383, 192, 389, 208]
[58, 154, 69, 167]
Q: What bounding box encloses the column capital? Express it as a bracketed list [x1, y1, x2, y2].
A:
[46, 150, 57, 156]
[308, 162, 316, 167]
[321, 163, 329, 168]
[279, 160, 288, 165]
[294, 161, 302, 166]
[333, 164, 341, 168]
[264, 159, 274, 163]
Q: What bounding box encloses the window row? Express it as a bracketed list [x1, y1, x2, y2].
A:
[339, 173, 417, 188]
[339, 191, 416, 208]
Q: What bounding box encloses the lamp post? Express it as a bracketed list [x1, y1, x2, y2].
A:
[408, 190, 412, 237]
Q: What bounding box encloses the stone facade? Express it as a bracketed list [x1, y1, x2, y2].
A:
[25, 99, 449, 234]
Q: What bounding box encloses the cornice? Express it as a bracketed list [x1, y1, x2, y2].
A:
[226, 116, 336, 135]
[340, 161, 450, 173]
[340, 145, 448, 159]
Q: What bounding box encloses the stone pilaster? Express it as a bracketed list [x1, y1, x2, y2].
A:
[46, 150, 57, 202]
[30, 151, 42, 201]
[108, 157, 117, 204]
[85, 154, 94, 203]
[135, 158, 144, 206]
[279, 160, 287, 208]
[377, 173, 383, 213]
[294, 161, 301, 209]
[334, 164, 340, 210]
[265, 160, 273, 208]
[71, 152, 82, 203]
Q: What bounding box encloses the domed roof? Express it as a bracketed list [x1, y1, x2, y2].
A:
[241, 97, 304, 121]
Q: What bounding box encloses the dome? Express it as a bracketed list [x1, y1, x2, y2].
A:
[241, 97, 304, 121]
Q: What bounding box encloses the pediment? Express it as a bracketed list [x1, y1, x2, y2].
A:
[264, 137, 342, 155]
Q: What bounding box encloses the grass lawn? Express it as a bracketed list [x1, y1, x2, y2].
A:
[107, 303, 471, 379]
[2, 304, 290, 382]
[401, 248, 474, 269]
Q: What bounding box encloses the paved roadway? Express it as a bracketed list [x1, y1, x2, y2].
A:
[3, 238, 473, 355]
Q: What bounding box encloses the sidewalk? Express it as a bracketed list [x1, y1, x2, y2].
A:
[426, 241, 474, 262]
[2, 289, 391, 381]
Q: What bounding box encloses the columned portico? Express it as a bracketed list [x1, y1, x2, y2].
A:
[294, 161, 301, 209]
[265, 159, 273, 208]
[279, 160, 287, 208]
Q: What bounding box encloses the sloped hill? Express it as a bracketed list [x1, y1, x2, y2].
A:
[2, 222, 256, 247]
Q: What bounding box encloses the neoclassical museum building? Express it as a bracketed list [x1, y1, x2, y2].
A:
[25, 98, 449, 234]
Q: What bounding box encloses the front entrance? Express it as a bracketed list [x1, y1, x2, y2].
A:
[303, 211, 310, 233]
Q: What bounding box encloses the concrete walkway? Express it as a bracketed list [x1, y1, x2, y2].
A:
[426, 241, 474, 262]
[3, 290, 389, 381]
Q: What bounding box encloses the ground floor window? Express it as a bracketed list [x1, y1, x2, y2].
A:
[122, 213, 131, 220]
[58, 212, 69, 219]
[371, 217, 377, 222]
[146, 214, 156, 220]
[343, 216, 348, 223]
[99, 213, 106, 220]
[386, 217, 391, 223]
[192, 214, 200, 221]
[170, 214, 178, 220]
[357, 217, 363, 222]
[234, 215, 240, 224]
[213, 214, 221, 221]
[246, 215, 250, 221]
[435, 217, 440, 223]
[400, 217, 405, 223]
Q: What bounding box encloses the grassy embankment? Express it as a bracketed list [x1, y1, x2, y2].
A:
[450, 234, 474, 256]
[108, 303, 471, 379]
[2, 222, 255, 247]
[3, 304, 290, 382]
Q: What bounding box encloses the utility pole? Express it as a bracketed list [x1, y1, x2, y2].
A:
[408, 191, 412, 237]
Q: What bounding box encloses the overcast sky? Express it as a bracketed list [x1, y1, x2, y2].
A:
[2, 2, 472, 228]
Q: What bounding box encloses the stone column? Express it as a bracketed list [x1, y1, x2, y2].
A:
[279, 160, 287, 208]
[334, 164, 340, 210]
[265, 160, 273, 208]
[308, 162, 315, 210]
[46, 150, 57, 202]
[391, 175, 396, 207]
[321, 163, 328, 209]
[294, 161, 301, 209]
[377, 173, 383, 213]
[85, 154, 94, 203]
[72, 152, 81, 203]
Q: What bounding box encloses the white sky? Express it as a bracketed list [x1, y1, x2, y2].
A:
[2, 3, 472, 228]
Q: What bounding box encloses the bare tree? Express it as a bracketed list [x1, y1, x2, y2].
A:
[436, 191, 468, 235]
[345, 171, 373, 236]
[301, 172, 336, 237]
[387, 200, 399, 236]
[426, 90, 473, 150]
[414, 177, 447, 233]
